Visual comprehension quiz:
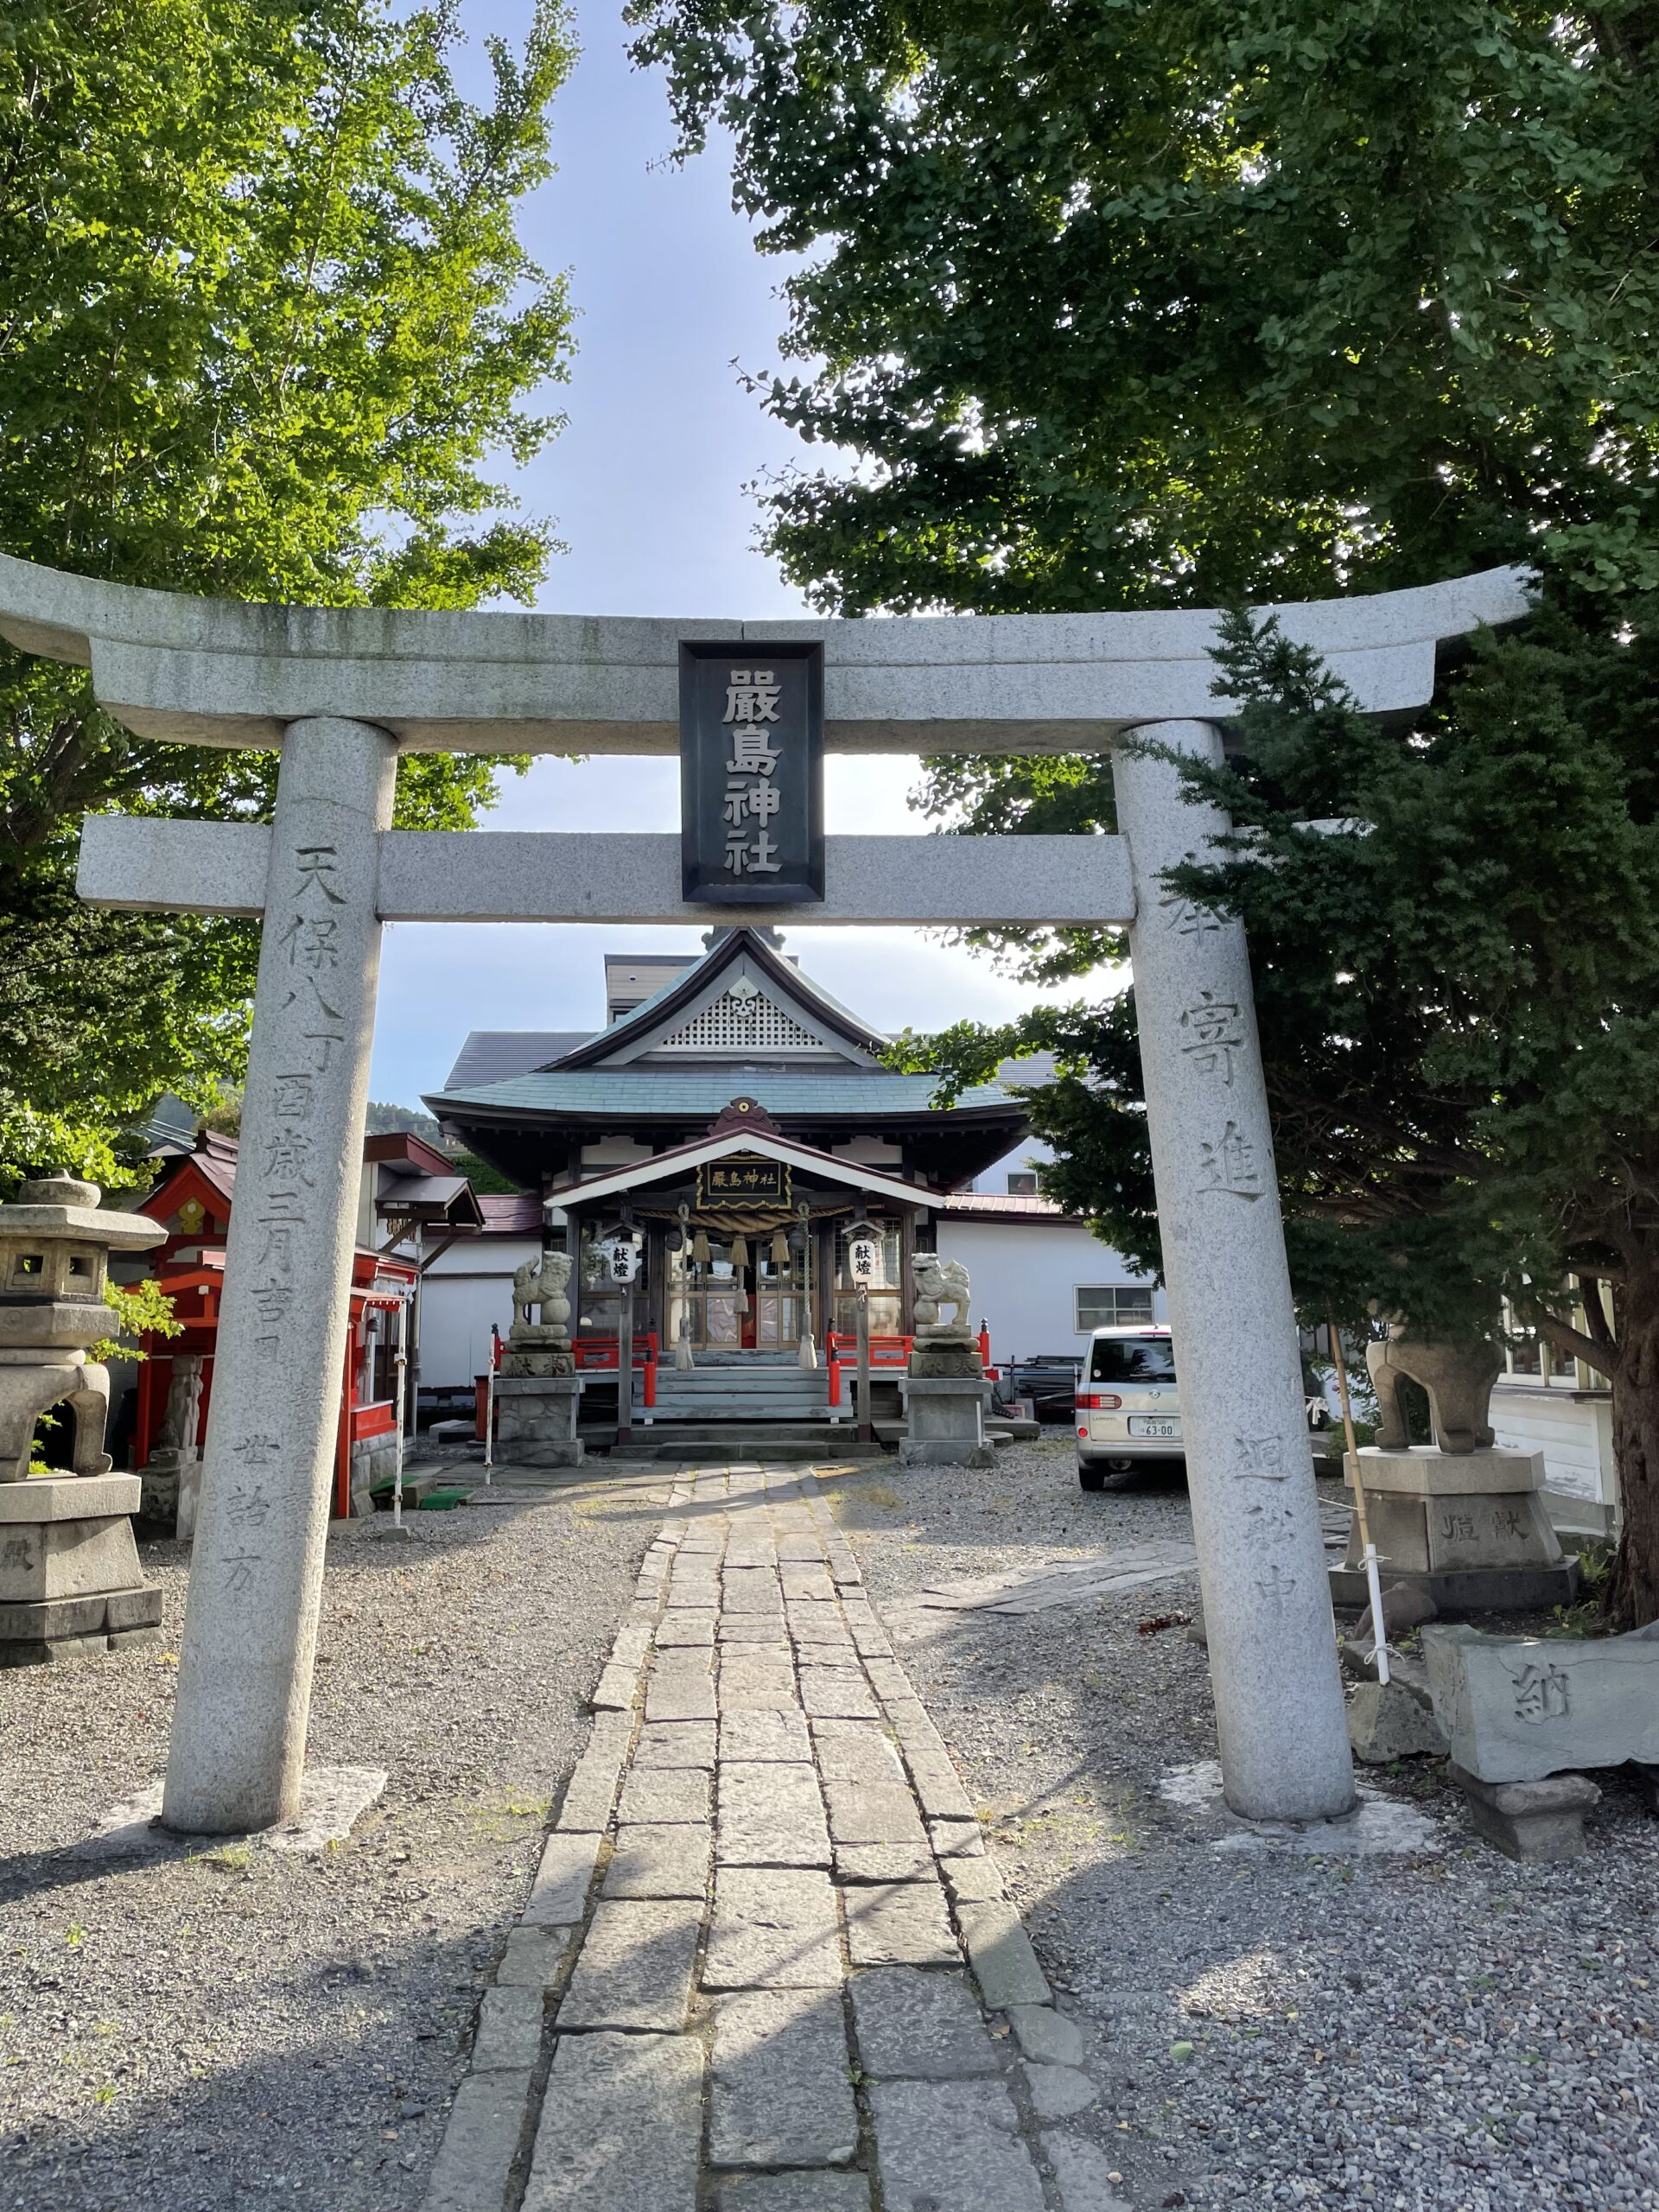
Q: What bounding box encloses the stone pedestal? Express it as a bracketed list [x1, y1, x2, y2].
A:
[495, 1374, 584, 1467]
[0, 1475, 162, 1664]
[898, 1363, 995, 1467]
[1332, 1447, 1579, 1611]
[1449, 1764, 1600, 1862]
[139, 1447, 202, 1538]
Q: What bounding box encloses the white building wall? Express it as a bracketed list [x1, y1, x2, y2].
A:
[970, 1139, 1057, 1194]
[418, 1238, 538, 1390]
[1491, 1381, 1618, 1534]
[934, 1219, 1163, 1368]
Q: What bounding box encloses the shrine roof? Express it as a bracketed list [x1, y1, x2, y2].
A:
[443, 1030, 593, 1090]
[424, 1070, 1018, 1122]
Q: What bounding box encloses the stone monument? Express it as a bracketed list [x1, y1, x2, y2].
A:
[0, 1174, 167, 1662]
[138, 1351, 205, 1537]
[496, 1248, 583, 1466]
[1333, 1327, 1578, 1610]
[899, 1252, 994, 1467]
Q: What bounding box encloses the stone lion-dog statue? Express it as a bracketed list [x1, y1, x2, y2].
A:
[512, 1248, 573, 1336]
[1366, 1319, 1502, 1456]
[911, 1252, 973, 1337]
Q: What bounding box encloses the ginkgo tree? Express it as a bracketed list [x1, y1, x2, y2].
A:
[1, 0, 577, 1187]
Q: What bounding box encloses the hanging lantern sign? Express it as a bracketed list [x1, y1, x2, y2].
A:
[603, 1236, 640, 1285]
[845, 1218, 882, 1290]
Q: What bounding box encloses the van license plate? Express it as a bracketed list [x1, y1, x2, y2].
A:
[1128, 1417, 1180, 1440]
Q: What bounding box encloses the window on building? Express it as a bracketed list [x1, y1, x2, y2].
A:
[1075, 1285, 1155, 1333]
[1006, 1171, 1039, 1195]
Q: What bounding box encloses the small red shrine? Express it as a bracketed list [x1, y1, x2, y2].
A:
[130, 1128, 476, 1516]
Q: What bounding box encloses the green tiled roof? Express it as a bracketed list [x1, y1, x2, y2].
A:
[428, 1071, 1019, 1118]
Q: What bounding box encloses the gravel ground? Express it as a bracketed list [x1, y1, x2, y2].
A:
[824, 1438, 1659, 2212]
[0, 1471, 665, 2212]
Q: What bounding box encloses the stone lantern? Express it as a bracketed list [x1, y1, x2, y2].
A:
[0, 1174, 167, 1662]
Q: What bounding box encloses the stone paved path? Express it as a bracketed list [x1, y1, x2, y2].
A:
[421, 1463, 1122, 2212]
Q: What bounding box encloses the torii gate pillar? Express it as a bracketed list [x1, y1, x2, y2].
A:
[1116, 723, 1354, 1820]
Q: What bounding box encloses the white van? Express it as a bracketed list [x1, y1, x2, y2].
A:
[1075, 1325, 1332, 1491]
[1075, 1325, 1183, 1491]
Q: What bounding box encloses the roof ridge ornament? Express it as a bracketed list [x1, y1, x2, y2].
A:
[707, 1096, 784, 1137]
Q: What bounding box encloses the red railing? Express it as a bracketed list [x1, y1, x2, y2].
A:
[573, 1333, 659, 1410]
[351, 1399, 398, 1443]
[826, 1327, 995, 1409]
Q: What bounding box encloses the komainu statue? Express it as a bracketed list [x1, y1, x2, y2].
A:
[1366, 1319, 1503, 1455]
[512, 1249, 574, 1338]
[911, 1252, 972, 1338]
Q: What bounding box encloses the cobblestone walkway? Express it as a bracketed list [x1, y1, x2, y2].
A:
[421, 1463, 1120, 2212]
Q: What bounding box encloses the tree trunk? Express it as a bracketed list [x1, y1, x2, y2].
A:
[1607, 1268, 1659, 1630]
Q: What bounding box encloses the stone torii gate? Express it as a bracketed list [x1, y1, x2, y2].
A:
[0, 552, 1529, 1836]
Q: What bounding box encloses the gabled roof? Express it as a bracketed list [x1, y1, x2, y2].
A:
[545, 927, 886, 1070]
[550, 1114, 943, 1213]
[443, 1030, 594, 1090]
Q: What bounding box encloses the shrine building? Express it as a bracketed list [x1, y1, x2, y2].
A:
[423, 925, 1160, 1421]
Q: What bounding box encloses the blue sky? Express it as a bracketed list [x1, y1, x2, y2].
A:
[371, 3, 1102, 1108]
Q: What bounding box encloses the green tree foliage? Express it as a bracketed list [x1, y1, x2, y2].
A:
[634, 1, 1659, 1619]
[0, 0, 577, 1186]
[630, 2, 1659, 608]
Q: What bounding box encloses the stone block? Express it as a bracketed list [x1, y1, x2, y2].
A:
[1023, 2061, 1096, 2120]
[899, 1376, 995, 1468]
[634, 1720, 717, 1770]
[645, 1673, 717, 1723]
[655, 1611, 715, 1648]
[557, 1741, 628, 1834]
[105, 1583, 164, 1631]
[718, 1655, 799, 1712]
[955, 1899, 1051, 2009]
[843, 1879, 957, 1967]
[497, 1925, 577, 1988]
[1347, 1446, 1548, 1497]
[1347, 1679, 1449, 1764]
[718, 1762, 831, 1866]
[721, 1707, 811, 1763]
[106, 1624, 162, 1655]
[722, 1570, 784, 1613]
[824, 1781, 927, 1847]
[0, 1514, 145, 1604]
[0, 1591, 107, 1643]
[0, 1473, 140, 1522]
[1450, 1763, 1601, 1861]
[524, 2031, 701, 2212]
[705, 1869, 842, 1989]
[1007, 2005, 1083, 2067]
[904, 1755, 975, 1823]
[591, 1662, 639, 1712]
[713, 2176, 872, 2212]
[472, 1983, 544, 2071]
[812, 1718, 906, 1783]
[556, 1898, 702, 2031]
[617, 1767, 711, 1826]
[799, 1667, 878, 1720]
[709, 1988, 858, 2167]
[421, 2068, 531, 2212]
[849, 1965, 1000, 2079]
[605, 1821, 712, 1900]
[835, 1840, 936, 1885]
[868, 2080, 1044, 2212]
[524, 1833, 601, 1926]
[1422, 1622, 1659, 1783]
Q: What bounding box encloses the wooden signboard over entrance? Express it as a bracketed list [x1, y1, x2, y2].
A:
[679, 641, 824, 905]
[696, 1153, 792, 1208]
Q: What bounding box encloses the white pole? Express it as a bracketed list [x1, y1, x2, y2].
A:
[484, 1323, 498, 1481]
[1331, 1322, 1389, 1685]
[391, 1297, 407, 1531]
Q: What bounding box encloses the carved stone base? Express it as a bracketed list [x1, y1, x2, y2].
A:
[495, 1374, 584, 1467]
[907, 1343, 982, 1381]
[1335, 1446, 1578, 1611]
[501, 1349, 576, 1379]
[1450, 1763, 1600, 1861]
[898, 1375, 995, 1467]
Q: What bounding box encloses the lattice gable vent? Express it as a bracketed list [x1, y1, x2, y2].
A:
[658, 983, 830, 1052]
